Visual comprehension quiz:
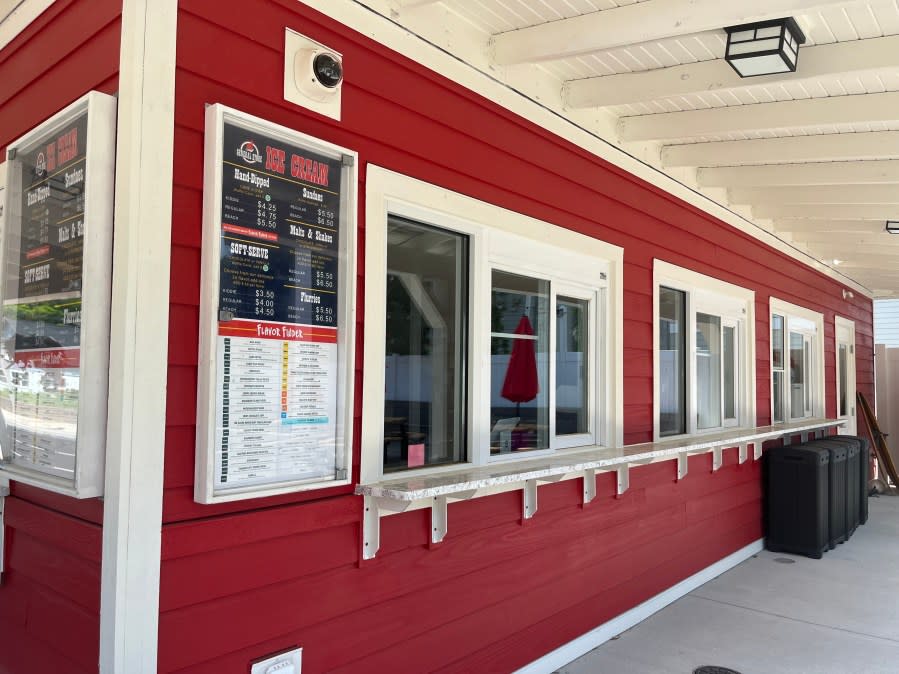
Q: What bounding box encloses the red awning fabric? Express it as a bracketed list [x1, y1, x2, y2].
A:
[501, 315, 539, 403]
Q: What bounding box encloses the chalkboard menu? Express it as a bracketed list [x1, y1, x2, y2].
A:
[0, 91, 116, 498]
[196, 106, 356, 503]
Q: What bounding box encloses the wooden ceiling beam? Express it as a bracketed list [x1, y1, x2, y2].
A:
[730, 184, 899, 205]
[663, 132, 899, 168]
[491, 0, 864, 65]
[566, 35, 899, 108]
[753, 203, 899, 219]
[773, 219, 888, 234]
[619, 91, 899, 142]
[698, 160, 899, 187]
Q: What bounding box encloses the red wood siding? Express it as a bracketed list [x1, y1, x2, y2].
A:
[160, 0, 874, 672]
[0, 1, 120, 672]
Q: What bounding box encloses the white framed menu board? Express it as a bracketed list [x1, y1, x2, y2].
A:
[0, 91, 116, 498]
[195, 105, 357, 503]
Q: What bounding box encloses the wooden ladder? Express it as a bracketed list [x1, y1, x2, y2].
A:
[857, 391, 899, 487]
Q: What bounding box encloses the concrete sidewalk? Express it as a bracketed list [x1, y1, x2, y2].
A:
[559, 495, 899, 674]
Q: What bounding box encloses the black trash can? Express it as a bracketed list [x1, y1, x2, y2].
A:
[845, 435, 870, 525]
[807, 440, 848, 548]
[766, 443, 830, 559]
[813, 438, 861, 538]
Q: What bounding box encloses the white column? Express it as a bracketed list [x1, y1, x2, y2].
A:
[100, 0, 177, 671]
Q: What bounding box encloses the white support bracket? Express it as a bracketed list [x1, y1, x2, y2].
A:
[782, 433, 794, 447]
[362, 495, 380, 561]
[677, 452, 689, 481]
[712, 447, 723, 472]
[431, 496, 447, 544]
[362, 495, 412, 561]
[753, 442, 762, 461]
[523, 479, 538, 519]
[738, 443, 748, 465]
[582, 468, 596, 504]
[616, 465, 629, 496]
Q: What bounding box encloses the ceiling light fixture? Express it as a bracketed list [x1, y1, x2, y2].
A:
[886, 221, 899, 234]
[724, 18, 806, 78]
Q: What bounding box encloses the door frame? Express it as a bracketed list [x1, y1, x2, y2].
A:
[835, 315, 857, 435]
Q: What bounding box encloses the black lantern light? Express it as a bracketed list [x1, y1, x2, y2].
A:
[724, 18, 806, 78]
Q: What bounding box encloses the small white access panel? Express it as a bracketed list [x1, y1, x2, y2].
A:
[251, 647, 302, 674]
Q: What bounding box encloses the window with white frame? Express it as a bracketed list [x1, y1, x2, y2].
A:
[361, 167, 623, 484]
[770, 298, 824, 423]
[654, 261, 755, 439]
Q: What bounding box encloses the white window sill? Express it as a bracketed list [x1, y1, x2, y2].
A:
[356, 418, 843, 559]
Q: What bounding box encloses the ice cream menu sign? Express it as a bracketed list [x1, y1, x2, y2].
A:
[2, 112, 86, 480]
[0, 91, 115, 498]
[199, 108, 355, 500]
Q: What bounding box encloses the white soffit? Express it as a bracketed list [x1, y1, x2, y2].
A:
[311, 2, 899, 295]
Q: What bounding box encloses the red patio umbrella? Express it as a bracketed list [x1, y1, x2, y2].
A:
[501, 314, 539, 405]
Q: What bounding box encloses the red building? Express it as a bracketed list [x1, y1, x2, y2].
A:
[0, 1, 875, 672]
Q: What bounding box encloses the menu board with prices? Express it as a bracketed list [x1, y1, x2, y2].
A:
[196, 106, 356, 503]
[0, 92, 116, 498]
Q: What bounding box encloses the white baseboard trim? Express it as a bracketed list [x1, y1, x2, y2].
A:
[515, 538, 765, 674]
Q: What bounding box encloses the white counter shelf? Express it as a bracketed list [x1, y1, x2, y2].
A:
[356, 419, 843, 559]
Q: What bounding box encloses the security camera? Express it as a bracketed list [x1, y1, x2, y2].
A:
[313, 52, 343, 88]
[295, 48, 343, 102]
[284, 30, 343, 120]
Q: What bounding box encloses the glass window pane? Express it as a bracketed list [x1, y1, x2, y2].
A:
[839, 344, 848, 417]
[659, 287, 686, 436]
[556, 296, 588, 436]
[696, 313, 722, 430]
[490, 271, 549, 455]
[772, 314, 784, 370]
[773, 370, 784, 423]
[723, 325, 736, 421]
[790, 332, 805, 419]
[383, 217, 467, 472]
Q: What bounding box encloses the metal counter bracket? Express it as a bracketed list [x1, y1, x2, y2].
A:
[362, 495, 412, 561]
[738, 443, 748, 464]
[616, 465, 629, 496]
[431, 496, 447, 544]
[583, 468, 596, 504]
[523, 479, 538, 519]
[753, 441, 762, 461]
[677, 453, 689, 480]
[712, 447, 723, 472]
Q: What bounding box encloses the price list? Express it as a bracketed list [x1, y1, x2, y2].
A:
[218, 122, 340, 327]
[11, 113, 87, 301]
[212, 121, 345, 490]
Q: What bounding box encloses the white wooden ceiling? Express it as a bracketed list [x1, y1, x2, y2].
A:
[374, 0, 899, 297]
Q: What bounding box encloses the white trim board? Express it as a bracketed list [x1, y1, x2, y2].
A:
[297, 0, 869, 298]
[514, 539, 765, 674]
[99, 0, 177, 672]
[652, 259, 757, 442]
[769, 297, 826, 422]
[0, 0, 53, 52]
